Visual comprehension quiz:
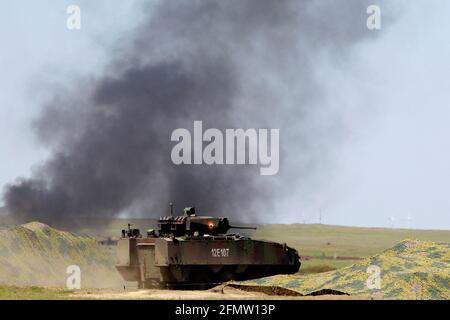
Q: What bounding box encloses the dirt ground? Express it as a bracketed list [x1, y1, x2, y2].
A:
[72, 285, 371, 300]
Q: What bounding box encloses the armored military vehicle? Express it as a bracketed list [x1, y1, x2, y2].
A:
[116, 206, 300, 288]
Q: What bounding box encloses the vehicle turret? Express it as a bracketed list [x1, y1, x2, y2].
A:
[157, 207, 256, 237]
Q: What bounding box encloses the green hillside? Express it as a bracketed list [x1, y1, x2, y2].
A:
[233, 239, 450, 299]
[252, 224, 450, 273]
[0, 222, 121, 288]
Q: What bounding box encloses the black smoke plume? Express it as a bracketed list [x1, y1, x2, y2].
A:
[3, 0, 390, 225]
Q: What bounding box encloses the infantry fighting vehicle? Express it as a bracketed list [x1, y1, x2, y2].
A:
[116, 206, 300, 288]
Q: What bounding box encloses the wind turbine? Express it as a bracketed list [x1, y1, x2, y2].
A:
[389, 216, 395, 229]
[300, 212, 306, 224]
[406, 215, 412, 229]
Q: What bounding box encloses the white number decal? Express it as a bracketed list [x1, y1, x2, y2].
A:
[211, 248, 229, 257]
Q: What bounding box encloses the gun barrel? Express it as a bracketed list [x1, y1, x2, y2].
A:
[229, 225, 257, 230]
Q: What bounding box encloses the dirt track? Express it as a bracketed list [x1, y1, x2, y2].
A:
[73, 286, 264, 299]
[72, 285, 371, 300]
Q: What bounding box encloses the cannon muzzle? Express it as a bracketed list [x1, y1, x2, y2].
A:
[229, 225, 257, 230]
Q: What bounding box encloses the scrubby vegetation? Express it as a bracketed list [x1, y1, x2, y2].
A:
[0, 222, 121, 288]
[235, 240, 450, 299]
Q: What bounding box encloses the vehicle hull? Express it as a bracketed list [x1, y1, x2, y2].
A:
[116, 236, 300, 288]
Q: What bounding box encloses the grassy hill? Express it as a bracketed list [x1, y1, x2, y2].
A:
[0, 219, 448, 299]
[252, 224, 450, 273]
[0, 222, 121, 288]
[1, 217, 449, 288]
